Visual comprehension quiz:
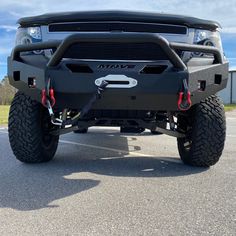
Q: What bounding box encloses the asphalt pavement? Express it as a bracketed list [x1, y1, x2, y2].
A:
[0, 112, 235, 236]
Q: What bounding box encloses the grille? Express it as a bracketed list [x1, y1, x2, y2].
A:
[63, 42, 170, 60]
[49, 22, 187, 34]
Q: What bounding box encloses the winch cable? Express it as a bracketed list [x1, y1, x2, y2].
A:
[63, 80, 109, 127]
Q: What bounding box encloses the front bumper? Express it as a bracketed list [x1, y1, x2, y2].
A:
[8, 32, 228, 111]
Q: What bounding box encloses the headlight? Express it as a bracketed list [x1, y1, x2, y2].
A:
[15, 27, 43, 54]
[193, 29, 223, 57]
[28, 27, 42, 40]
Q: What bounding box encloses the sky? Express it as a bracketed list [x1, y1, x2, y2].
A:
[0, 0, 236, 80]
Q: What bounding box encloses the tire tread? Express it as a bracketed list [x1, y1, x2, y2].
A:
[178, 95, 226, 167]
[8, 92, 58, 163]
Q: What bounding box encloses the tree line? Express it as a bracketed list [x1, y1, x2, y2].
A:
[0, 76, 17, 105]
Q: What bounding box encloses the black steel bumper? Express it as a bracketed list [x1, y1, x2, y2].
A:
[8, 32, 228, 111]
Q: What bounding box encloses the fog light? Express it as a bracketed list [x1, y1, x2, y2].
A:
[21, 36, 32, 45]
[203, 39, 215, 47]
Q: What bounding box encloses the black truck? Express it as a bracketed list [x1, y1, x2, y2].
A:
[7, 11, 228, 166]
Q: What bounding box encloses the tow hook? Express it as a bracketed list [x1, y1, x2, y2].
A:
[45, 80, 108, 128]
[42, 78, 62, 126]
[41, 78, 56, 108]
[178, 79, 192, 111]
[62, 80, 109, 127]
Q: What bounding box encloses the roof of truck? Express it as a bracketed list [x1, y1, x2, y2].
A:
[18, 10, 220, 31]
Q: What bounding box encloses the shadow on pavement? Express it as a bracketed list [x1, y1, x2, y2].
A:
[0, 162, 100, 211]
[0, 131, 207, 211]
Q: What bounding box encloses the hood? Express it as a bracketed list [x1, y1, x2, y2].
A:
[18, 10, 220, 31]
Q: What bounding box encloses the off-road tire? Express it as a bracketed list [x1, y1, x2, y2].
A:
[8, 92, 59, 163]
[74, 128, 88, 134]
[177, 95, 226, 167]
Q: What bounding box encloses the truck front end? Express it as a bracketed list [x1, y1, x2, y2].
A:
[7, 11, 228, 166]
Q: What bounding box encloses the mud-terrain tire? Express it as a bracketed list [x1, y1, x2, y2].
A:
[73, 128, 88, 134]
[8, 92, 59, 163]
[177, 95, 226, 167]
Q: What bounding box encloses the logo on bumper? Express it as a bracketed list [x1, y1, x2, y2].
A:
[97, 64, 135, 69]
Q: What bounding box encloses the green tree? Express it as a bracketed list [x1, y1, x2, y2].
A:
[0, 76, 17, 105]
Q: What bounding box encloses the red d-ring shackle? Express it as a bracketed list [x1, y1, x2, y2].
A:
[177, 79, 192, 111]
[178, 91, 192, 111]
[41, 88, 56, 107]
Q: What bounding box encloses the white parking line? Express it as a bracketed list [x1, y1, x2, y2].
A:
[1, 129, 236, 139]
[60, 139, 153, 157]
[0, 130, 153, 157]
[227, 117, 236, 120]
[1, 130, 235, 159]
[0, 131, 179, 162]
[0, 130, 8, 134]
[59, 140, 181, 163]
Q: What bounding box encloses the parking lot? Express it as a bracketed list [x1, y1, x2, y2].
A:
[0, 112, 235, 235]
